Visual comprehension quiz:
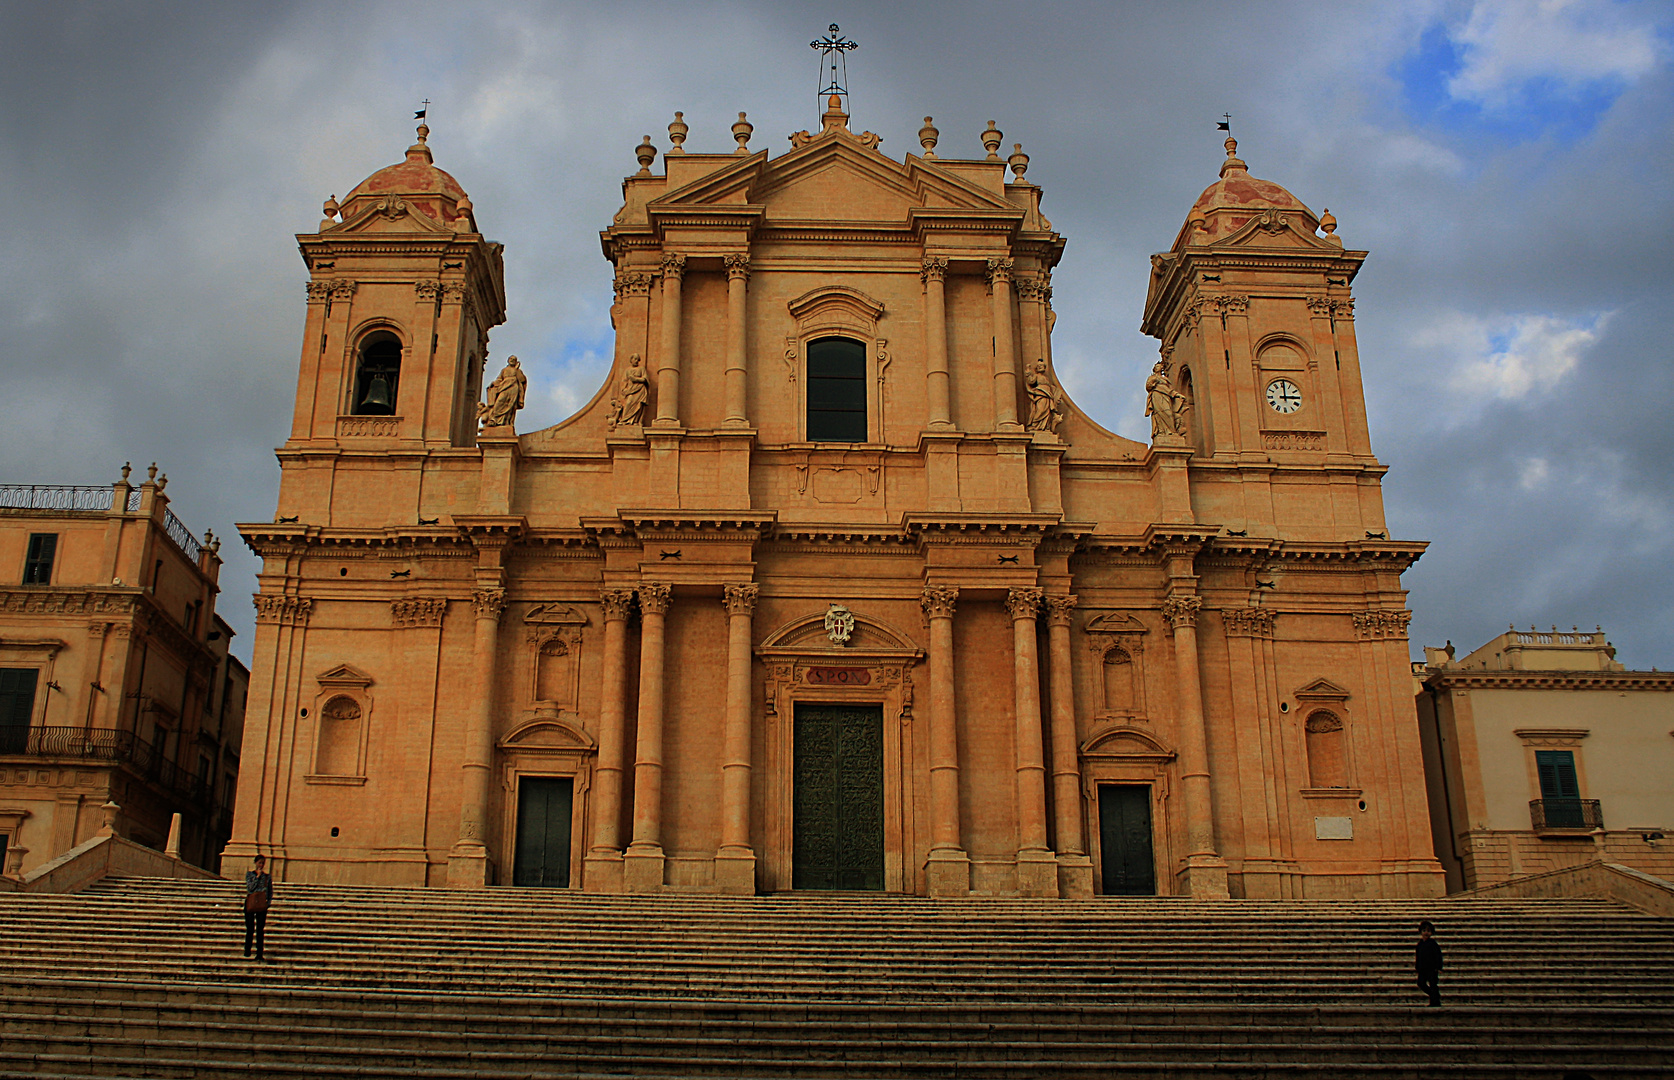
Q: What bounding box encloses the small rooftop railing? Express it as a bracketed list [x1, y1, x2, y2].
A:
[1510, 629, 1606, 647]
[1529, 798, 1603, 830]
[163, 506, 203, 562]
[0, 484, 139, 513]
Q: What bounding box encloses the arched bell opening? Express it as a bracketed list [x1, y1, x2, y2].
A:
[351, 330, 403, 416]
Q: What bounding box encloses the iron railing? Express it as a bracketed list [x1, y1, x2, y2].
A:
[0, 726, 212, 806]
[0, 484, 136, 513]
[162, 506, 203, 562]
[1530, 798, 1603, 830]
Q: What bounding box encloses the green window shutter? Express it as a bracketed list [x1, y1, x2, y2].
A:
[1535, 749, 1580, 799]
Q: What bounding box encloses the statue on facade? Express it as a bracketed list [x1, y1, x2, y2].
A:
[478, 356, 527, 430]
[608, 353, 650, 428]
[1145, 360, 1190, 439]
[1025, 358, 1064, 434]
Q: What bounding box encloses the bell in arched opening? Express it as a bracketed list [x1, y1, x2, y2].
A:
[351, 333, 402, 416]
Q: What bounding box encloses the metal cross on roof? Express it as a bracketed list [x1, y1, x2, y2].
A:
[811, 23, 858, 118]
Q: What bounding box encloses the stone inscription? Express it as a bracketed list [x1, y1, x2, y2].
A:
[806, 667, 872, 686]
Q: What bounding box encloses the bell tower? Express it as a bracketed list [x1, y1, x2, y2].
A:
[1141, 136, 1374, 469]
[287, 123, 506, 464]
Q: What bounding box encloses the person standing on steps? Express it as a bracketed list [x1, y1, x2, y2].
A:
[1415, 920, 1443, 1006]
[244, 855, 274, 961]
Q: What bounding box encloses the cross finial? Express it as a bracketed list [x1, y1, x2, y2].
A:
[810, 23, 858, 122]
[1218, 113, 1232, 132]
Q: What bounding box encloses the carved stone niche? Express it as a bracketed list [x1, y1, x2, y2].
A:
[306, 663, 374, 785]
[496, 717, 596, 889]
[1293, 678, 1357, 796]
[784, 285, 888, 443]
[1084, 612, 1149, 722]
[1078, 725, 1176, 894]
[755, 607, 925, 895]
[523, 604, 588, 716]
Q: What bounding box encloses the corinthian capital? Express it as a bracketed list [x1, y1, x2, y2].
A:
[1161, 594, 1203, 630]
[919, 585, 959, 620]
[601, 588, 636, 622]
[723, 253, 751, 281]
[985, 257, 1015, 286]
[659, 253, 687, 280]
[1005, 586, 1044, 620]
[305, 281, 333, 304]
[1044, 594, 1078, 627]
[920, 256, 948, 284]
[471, 587, 506, 622]
[638, 582, 673, 615]
[722, 583, 759, 616]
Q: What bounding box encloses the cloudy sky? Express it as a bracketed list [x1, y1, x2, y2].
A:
[1, 1, 1669, 668]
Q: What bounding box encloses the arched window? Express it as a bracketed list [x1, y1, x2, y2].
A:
[1102, 647, 1135, 714]
[1305, 710, 1348, 788]
[315, 695, 363, 776]
[806, 336, 866, 442]
[351, 332, 402, 416]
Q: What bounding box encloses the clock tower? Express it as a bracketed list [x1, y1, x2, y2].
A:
[1141, 136, 1376, 499]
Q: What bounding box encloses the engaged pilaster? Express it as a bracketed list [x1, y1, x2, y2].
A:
[920, 584, 969, 896]
[654, 254, 685, 426]
[447, 585, 505, 887]
[1044, 594, 1093, 897]
[1163, 591, 1229, 898]
[1006, 586, 1058, 897]
[583, 587, 636, 892]
[716, 582, 759, 893]
[625, 582, 673, 891]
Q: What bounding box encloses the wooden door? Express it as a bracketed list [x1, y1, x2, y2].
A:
[512, 777, 573, 887]
[1098, 784, 1156, 896]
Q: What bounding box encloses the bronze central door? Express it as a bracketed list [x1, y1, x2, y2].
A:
[1098, 783, 1156, 895]
[513, 777, 573, 887]
[792, 703, 884, 890]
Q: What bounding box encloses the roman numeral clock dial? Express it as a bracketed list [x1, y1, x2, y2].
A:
[1265, 379, 1302, 414]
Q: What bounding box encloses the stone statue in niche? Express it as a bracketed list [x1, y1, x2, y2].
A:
[1145, 360, 1190, 439]
[1025, 358, 1064, 434]
[478, 356, 527, 430]
[824, 603, 855, 645]
[608, 353, 650, 428]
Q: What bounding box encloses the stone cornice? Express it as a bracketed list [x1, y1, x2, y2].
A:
[1427, 669, 1674, 692]
[238, 523, 476, 558]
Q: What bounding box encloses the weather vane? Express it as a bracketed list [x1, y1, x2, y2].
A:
[415, 98, 431, 122]
[1217, 113, 1232, 132]
[811, 23, 858, 119]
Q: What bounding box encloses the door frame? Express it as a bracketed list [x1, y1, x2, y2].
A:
[497, 714, 595, 888]
[790, 701, 887, 891]
[512, 775, 576, 888]
[1081, 724, 1176, 896]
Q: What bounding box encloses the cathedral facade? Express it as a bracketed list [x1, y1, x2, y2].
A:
[228, 96, 1444, 899]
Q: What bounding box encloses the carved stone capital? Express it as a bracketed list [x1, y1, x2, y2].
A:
[1044, 594, 1078, 627]
[723, 253, 751, 281]
[1332, 297, 1355, 321]
[1222, 606, 1276, 639]
[659, 253, 687, 280]
[305, 281, 333, 304]
[985, 257, 1015, 286]
[253, 594, 313, 626]
[1161, 594, 1203, 630]
[601, 588, 636, 622]
[638, 582, 673, 616]
[415, 280, 442, 301]
[1014, 275, 1049, 302]
[1005, 586, 1044, 621]
[329, 280, 357, 302]
[1353, 609, 1412, 641]
[920, 256, 948, 284]
[1305, 294, 1332, 317]
[391, 596, 447, 628]
[722, 583, 759, 617]
[919, 585, 959, 620]
[441, 282, 468, 304]
[1221, 294, 1250, 315]
[470, 588, 506, 622]
[614, 271, 654, 299]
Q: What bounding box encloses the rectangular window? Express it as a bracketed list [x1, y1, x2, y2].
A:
[22, 533, 56, 585]
[1535, 750, 1580, 800]
[806, 337, 867, 442]
[0, 668, 39, 754]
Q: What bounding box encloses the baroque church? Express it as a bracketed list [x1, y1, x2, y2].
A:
[227, 92, 1444, 900]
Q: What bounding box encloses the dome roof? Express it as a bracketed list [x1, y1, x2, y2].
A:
[334, 124, 475, 231]
[1179, 137, 1316, 244]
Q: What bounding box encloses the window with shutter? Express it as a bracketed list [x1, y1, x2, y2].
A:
[1535, 750, 1580, 800]
[22, 533, 56, 585]
[0, 668, 39, 754]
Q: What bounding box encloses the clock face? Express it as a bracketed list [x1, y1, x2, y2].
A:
[1265, 379, 1303, 414]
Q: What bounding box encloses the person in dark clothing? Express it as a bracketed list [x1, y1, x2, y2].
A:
[244, 855, 274, 961]
[1415, 919, 1443, 1006]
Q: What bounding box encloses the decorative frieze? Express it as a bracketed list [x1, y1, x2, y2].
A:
[1222, 606, 1277, 639]
[390, 597, 447, 628]
[336, 416, 401, 439]
[1353, 609, 1413, 640]
[0, 590, 136, 618]
[1261, 431, 1325, 452]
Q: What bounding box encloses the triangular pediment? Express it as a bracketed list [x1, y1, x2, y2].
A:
[523, 603, 588, 626]
[1086, 612, 1148, 634]
[1295, 677, 1351, 701]
[1213, 209, 1337, 251]
[315, 663, 373, 688]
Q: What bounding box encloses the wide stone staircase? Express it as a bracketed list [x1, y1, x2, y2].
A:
[1, 877, 1670, 1078]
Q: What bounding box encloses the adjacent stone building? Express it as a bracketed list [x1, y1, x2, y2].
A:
[228, 98, 1443, 899]
[1416, 627, 1674, 891]
[0, 466, 247, 876]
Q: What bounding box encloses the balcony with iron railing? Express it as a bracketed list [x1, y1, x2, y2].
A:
[0, 725, 213, 807]
[1530, 798, 1603, 831]
[0, 484, 140, 513]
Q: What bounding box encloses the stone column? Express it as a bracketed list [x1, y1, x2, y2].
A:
[921, 257, 952, 428]
[447, 585, 505, 887]
[1006, 586, 1057, 897]
[583, 587, 636, 891]
[716, 583, 759, 893]
[1044, 594, 1093, 897]
[1163, 592, 1229, 898]
[625, 581, 672, 891]
[920, 584, 969, 895]
[654, 254, 685, 426]
[1017, 274, 1048, 372]
[723, 255, 750, 426]
[987, 257, 1020, 430]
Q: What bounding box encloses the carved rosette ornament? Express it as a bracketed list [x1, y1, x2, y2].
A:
[920, 256, 948, 285]
[1221, 606, 1277, 639]
[659, 253, 687, 281]
[723, 583, 760, 617]
[470, 587, 507, 622]
[1161, 594, 1203, 630]
[637, 582, 673, 616]
[919, 585, 959, 621]
[253, 594, 313, 626]
[1353, 609, 1413, 641]
[1005, 586, 1044, 620]
[723, 254, 751, 282]
[601, 588, 636, 622]
[1044, 594, 1078, 627]
[390, 597, 447, 628]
